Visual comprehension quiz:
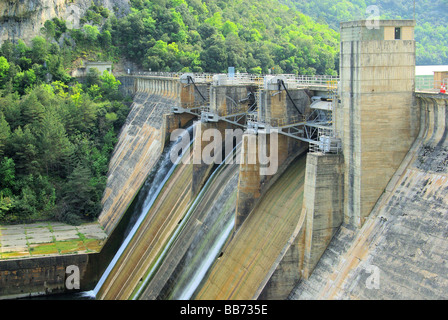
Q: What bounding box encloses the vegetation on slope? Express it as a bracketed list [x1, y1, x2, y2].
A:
[110, 0, 340, 75]
[67, 0, 339, 75]
[0, 34, 128, 225]
[282, 0, 448, 65]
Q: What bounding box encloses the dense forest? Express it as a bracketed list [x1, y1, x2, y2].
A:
[282, 0, 448, 65]
[94, 0, 341, 75]
[0, 0, 341, 225]
[34, 0, 341, 75]
[0, 36, 129, 225]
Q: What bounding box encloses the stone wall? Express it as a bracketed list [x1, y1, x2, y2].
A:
[0, 254, 94, 299]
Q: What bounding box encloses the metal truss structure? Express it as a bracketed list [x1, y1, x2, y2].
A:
[171, 75, 342, 154]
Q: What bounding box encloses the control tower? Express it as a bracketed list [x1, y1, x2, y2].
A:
[336, 20, 419, 227]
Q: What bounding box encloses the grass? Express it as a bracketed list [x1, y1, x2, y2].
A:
[0, 222, 107, 260]
[2, 251, 30, 259]
[77, 232, 87, 241]
[56, 240, 86, 254]
[84, 238, 104, 252]
[29, 243, 59, 256]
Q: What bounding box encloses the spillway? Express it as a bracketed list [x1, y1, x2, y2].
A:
[94, 128, 243, 300]
[196, 152, 308, 300]
[90, 124, 195, 300]
[99, 91, 181, 235]
[134, 146, 241, 300]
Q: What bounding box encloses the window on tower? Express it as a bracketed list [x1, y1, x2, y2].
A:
[395, 27, 401, 40]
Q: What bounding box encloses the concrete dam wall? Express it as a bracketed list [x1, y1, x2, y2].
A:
[5, 20, 447, 300]
[196, 152, 308, 300]
[291, 94, 448, 300]
[89, 73, 328, 300]
[98, 77, 192, 235]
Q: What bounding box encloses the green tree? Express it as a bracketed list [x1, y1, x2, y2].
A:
[0, 113, 10, 157]
[31, 36, 49, 64]
[100, 70, 121, 98]
[0, 155, 14, 178]
[222, 20, 239, 37]
[13, 69, 37, 95]
[59, 164, 98, 224]
[0, 191, 13, 221]
[35, 111, 74, 175]
[0, 56, 10, 86]
[88, 84, 103, 101]
[82, 24, 100, 44]
[7, 126, 39, 174]
[0, 40, 14, 62]
[99, 30, 112, 49]
[42, 20, 56, 39]
[85, 68, 101, 88]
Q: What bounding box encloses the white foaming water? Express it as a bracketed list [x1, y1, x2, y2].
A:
[130, 157, 226, 299]
[83, 125, 194, 299]
[175, 218, 235, 300]
[131, 143, 241, 300]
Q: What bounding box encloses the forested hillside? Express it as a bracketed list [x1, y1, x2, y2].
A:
[282, 0, 448, 65]
[0, 34, 129, 225]
[112, 0, 340, 75]
[0, 0, 340, 225]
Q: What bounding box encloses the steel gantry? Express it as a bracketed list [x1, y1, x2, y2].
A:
[171, 74, 342, 154]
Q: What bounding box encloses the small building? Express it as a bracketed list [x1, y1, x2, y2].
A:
[434, 71, 448, 88]
[415, 65, 448, 90]
[71, 61, 114, 78]
[86, 61, 113, 75]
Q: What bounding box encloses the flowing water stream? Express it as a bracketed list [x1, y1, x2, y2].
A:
[82, 124, 195, 299]
[131, 143, 241, 300]
[78, 122, 242, 301]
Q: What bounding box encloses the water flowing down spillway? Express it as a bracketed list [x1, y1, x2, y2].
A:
[174, 218, 235, 300]
[131, 144, 241, 300]
[83, 124, 194, 299]
[196, 153, 308, 300]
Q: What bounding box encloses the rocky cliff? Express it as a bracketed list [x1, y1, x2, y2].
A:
[0, 0, 129, 43]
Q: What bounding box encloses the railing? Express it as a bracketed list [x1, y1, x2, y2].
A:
[133, 71, 182, 78]
[309, 128, 342, 154]
[132, 72, 215, 83]
[415, 78, 447, 92]
[132, 72, 448, 95]
[285, 75, 340, 88]
[131, 71, 339, 87]
[192, 73, 215, 83]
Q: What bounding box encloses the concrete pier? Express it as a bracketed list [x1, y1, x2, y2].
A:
[337, 20, 419, 228]
[291, 93, 448, 300]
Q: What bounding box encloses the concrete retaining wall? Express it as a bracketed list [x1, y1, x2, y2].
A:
[291, 94, 448, 300]
[0, 254, 93, 299]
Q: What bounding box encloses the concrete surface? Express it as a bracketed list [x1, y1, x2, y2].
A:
[0, 222, 107, 259]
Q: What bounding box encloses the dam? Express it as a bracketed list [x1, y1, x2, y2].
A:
[1, 19, 448, 300]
